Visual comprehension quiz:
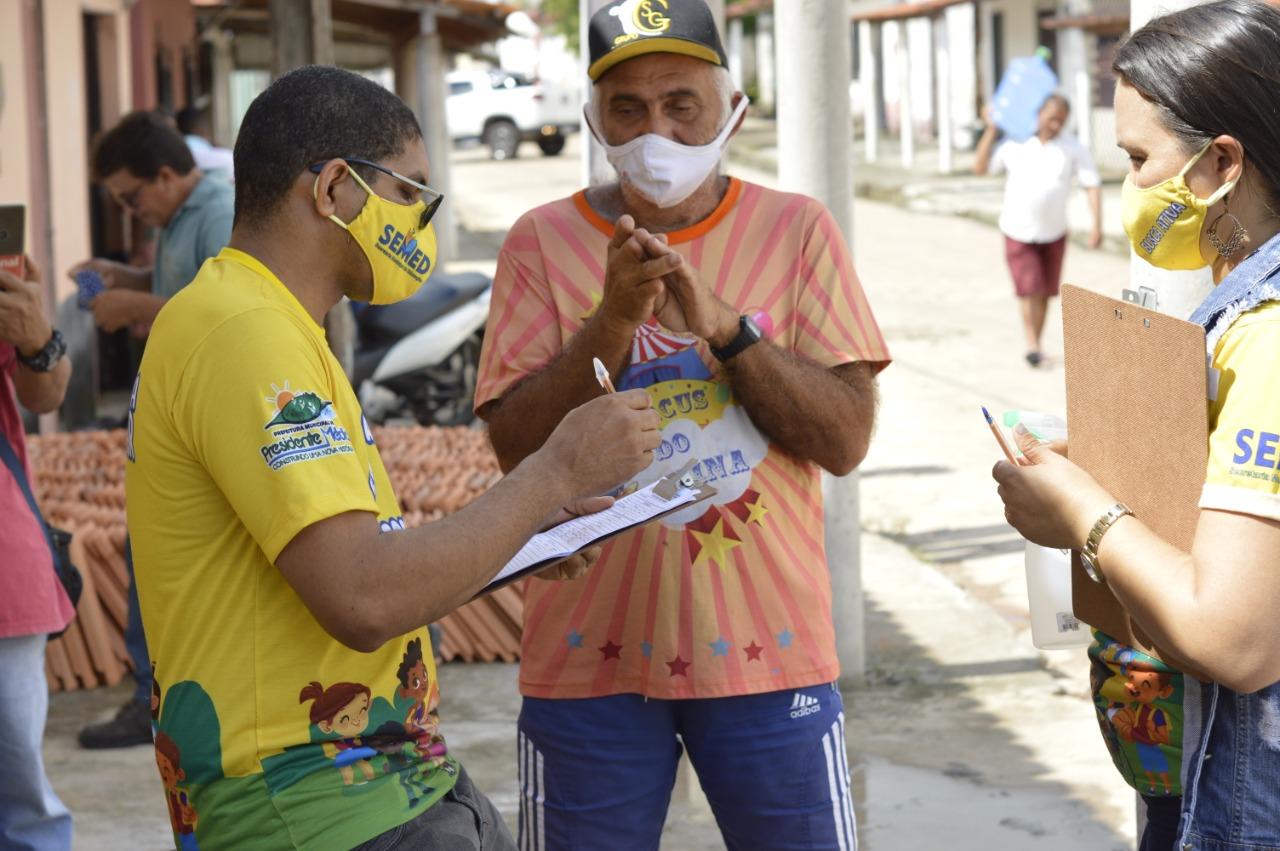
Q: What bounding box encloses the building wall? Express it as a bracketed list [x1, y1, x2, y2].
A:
[0, 3, 35, 240]
[979, 0, 1058, 102]
[1, 1, 135, 305]
[45, 1, 93, 300]
[130, 0, 197, 111]
[3, 0, 197, 312]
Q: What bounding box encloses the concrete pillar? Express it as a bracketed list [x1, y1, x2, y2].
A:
[892, 20, 914, 170]
[776, 0, 865, 687]
[727, 16, 745, 92]
[978, 5, 996, 104]
[208, 28, 234, 148]
[945, 1, 978, 149]
[859, 21, 880, 163]
[907, 17, 934, 135]
[704, 0, 725, 37]
[755, 12, 776, 116]
[1056, 24, 1088, 142]
[414, 7, 457, 265]
[933, 15, 953, 174]
[1074, 66, 1093, 153]
[580, 0, 613, 186]
[1130, 0, 1212, 319]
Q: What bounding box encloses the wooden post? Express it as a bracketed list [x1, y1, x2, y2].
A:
[413, 6, 457, 265]
[268, 0, 356, 378]
[268, 0, 334, 77]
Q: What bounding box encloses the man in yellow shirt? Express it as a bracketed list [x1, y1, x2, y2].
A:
[126, 65, 660, 851]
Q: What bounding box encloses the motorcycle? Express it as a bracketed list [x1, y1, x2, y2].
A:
[354, 271, 491, 427]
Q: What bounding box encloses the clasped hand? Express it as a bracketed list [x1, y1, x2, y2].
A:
[598, 215, 739, 347]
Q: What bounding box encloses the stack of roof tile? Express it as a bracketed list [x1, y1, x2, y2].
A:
[28, 426, 523, 691]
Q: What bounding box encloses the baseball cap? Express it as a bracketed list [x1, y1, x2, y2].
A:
[587, 0, 728, 82]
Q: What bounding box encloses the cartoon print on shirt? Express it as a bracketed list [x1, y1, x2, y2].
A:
[1090, 638, 1184, 796]
[395, 638, 448, 767]
[365, 720, 435, 809]
[1107, 661, 1177, 794]
[299, 681, 379, 787]
[155, 731, 200, 850]
[616, 320, 769, 542]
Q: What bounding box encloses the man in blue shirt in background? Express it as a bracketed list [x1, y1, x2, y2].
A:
[69, 109, 234, 749]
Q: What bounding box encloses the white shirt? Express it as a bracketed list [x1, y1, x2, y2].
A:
[990, 133, 1100, 243]
[185, 135, 235, 181]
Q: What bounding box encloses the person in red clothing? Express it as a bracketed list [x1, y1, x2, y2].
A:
[0, 254, 74, 850]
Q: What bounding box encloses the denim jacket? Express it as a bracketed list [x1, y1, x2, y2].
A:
[1180, 231, 1280, 851]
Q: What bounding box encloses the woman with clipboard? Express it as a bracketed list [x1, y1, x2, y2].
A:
[996, 2, 1280, 848]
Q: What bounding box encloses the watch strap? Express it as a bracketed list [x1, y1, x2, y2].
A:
[711, 315, 762, 363]
[16, 329, 66, 373]
[1079, 502, 1133, 585]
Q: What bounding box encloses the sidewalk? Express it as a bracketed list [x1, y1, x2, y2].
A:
[730, 115, 1130, 257]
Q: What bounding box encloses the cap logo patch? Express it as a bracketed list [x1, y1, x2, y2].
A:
[611, 0, 672, 46]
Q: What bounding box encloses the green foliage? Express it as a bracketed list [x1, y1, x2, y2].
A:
[540, 0, 580, 52]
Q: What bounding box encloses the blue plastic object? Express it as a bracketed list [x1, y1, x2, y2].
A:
[991, 53, 1059, 142]
[74, 269, 104, 310]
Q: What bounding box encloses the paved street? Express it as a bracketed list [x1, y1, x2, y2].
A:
[48, 134, 1140, 849]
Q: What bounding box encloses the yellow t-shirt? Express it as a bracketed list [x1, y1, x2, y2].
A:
[1202, 301, 1280, 520]
[126, 247, 455, 851]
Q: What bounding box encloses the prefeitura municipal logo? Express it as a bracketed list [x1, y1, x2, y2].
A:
[259, 380, 354, 471]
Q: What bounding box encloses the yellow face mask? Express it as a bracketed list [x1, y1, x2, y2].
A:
[1121, 141, 1237, 271]
[314, 165, 439, 305]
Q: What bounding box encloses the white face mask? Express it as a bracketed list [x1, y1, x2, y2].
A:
[588, 95, 749, 208]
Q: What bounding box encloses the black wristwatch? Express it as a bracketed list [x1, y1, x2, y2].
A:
[711, 314, 764, 363]
[16, 329, 67, 373]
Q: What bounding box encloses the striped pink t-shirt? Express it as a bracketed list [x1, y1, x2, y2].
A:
[476, 178, 890, 699]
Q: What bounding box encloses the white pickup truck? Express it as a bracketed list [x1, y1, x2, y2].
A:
[446, 69, 579, 161]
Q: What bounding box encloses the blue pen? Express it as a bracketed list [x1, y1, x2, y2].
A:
[982, 406, 1019, 465]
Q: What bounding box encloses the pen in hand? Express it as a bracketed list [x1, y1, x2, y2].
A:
[982, 406, 1020, 466]
[593, 357, 617, 394]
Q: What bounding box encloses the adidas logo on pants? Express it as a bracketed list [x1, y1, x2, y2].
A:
[790, 693, 822, 719]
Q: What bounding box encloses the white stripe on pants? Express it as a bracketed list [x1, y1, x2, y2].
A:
[822, 714, 858, 851]
[518, 731, 545, 851]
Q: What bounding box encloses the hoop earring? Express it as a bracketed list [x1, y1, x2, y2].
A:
[1207, 193, 1248, 259]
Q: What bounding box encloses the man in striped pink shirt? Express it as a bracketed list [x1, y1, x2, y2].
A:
[476, 2, 890, 848]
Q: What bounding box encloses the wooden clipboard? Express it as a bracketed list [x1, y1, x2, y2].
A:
[1061, 284, 1208, 660]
